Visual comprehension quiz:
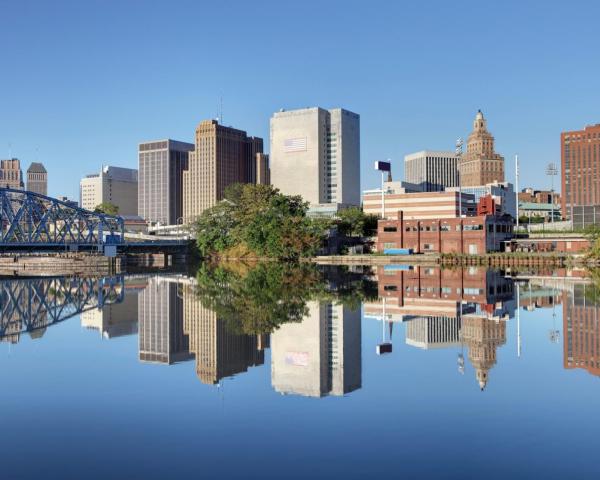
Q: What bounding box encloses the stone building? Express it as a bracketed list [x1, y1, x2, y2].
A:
[26, 162, 47, 195]
[460, 110, 505, 187]
[0, 158, 24, 189]
[182, 120, 264, 222]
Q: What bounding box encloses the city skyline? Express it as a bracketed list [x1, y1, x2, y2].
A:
[2, 1, 599, 200]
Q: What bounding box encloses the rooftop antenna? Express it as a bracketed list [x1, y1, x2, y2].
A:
[8, 142, 12, 159]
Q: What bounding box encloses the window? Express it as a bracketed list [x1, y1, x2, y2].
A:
[383, 285, 398, 291]
[383, 226, 397, 232]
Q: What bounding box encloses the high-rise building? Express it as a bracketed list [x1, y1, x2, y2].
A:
[460, 110, 505, 187]
[80, 166, 138, 214]
[256, 152, 270, 185]
[405, 316, 462, 350]
[26, 162, 47, 195]
[182, 120, 263, 222]
[270, 107, 360, 208]
[138, 277, 192, 364]
[271, 301, 361, 397]
[404, 150, 458, 192]
[0, 158, 24, 189]
[563, 284, 600, 377]
[560, 123, 600, 225]
[138, 139, 194, 225]
[182, 285, 265, 384]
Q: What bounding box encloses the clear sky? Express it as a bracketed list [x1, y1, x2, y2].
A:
[1, 0, 599, 200]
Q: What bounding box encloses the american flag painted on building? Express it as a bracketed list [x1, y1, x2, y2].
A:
[284, 137, 307, 152]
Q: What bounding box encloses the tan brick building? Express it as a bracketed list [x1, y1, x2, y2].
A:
[460, 110, 505, 187]
[0, 158, 24, 189]
[182, 120, 264, 222]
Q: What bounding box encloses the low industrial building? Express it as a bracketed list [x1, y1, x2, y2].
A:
[363, 187, 475, 219]
[377, 212, 514, 254]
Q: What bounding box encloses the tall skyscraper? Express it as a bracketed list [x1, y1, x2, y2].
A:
[460, 110, 505, 187]
[560, 123, 600, 225]
[138, 277, 192, 364]
[271, 301, 361, 397]
[26, 162, 47, 195]
[182, 120, 263, 222]
[138, 139, 194, 225]
[0, 158, 24, 189]
[404, 150, 458, 192]
[270, 107, 360, 208]
[80, 166, 138, 214]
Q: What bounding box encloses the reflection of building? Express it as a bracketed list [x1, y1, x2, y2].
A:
[460, 110, 505, 187]
[405, 316, 461, 350]
[182, 286, 265, 384]
[138, 277, 192, 364]
[563, 284, 600, 377]
[81, 293, 138, 339]
[460, 316, 506, 390]
[271, 301, 361, 397]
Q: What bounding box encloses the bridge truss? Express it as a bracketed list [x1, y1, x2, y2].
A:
[0, 188, 124, 247]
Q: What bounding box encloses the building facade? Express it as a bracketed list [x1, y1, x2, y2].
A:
[138, 139, 194, 225]
[270, 107, 360, 208]
[404, 150, 458, 192]
[447, 181, 516, 219]
[26, 162, 47, 195]
[182, 120, 264, 222]
[0, 158, 24, 189]
[377, 212, 514, 254]
[460, 110, 505, 187]
[560, 123, 600, 224]
[363, 188, 476, 220]
[80, 166, 138, 215]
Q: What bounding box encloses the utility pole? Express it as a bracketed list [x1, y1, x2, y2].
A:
[456, 138, 463, 217]
[515, 155, 520, 234]
[546, 162, 558, 224]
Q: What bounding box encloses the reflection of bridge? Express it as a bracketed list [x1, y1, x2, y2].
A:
[0, 275, 125, 342]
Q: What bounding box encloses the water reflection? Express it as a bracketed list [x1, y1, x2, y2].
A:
[1, 264, 599, 394]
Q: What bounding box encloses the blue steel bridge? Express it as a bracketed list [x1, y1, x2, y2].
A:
[0, 275, 124, 342]
[0, 188, 186, 253]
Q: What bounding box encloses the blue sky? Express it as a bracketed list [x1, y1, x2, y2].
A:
[1, 0, 598, 200]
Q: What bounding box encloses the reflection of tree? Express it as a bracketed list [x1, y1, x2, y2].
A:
[194, 262, 376, 336]
[584, 269, 600, 303]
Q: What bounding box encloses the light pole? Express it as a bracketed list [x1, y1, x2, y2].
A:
[374, 161, 392, 219]
[546, 163, 558, 224]
[515, 154, 520, 234]
[456, 138, 463, 217]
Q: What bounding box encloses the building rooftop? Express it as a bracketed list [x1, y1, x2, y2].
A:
[27, 162, 47, 173]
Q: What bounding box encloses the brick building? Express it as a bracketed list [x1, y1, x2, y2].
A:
[561, 123, 600, 225]
[377, 212, 514, 254]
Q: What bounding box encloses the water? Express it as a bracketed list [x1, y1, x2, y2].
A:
[1, 264, 599, 479]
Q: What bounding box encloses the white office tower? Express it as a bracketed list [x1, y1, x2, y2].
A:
[404, 150, 459, 192]
[270, 107, 360, 212]
[271, 301, 361, 397]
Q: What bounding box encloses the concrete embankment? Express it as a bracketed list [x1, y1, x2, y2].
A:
[313, 253, 593, 267]
[0, 252, 186, 276]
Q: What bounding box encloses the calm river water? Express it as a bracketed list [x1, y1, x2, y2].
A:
[1, 264, 599, 479]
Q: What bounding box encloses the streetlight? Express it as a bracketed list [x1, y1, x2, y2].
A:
[455, 138, 463, 217]
[546, 163, 558, 224]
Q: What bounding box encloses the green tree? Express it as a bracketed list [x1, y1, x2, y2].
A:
[193, 201, 239, 257]
[94, 202, 119, 215]
[337, 206, 378, 237]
